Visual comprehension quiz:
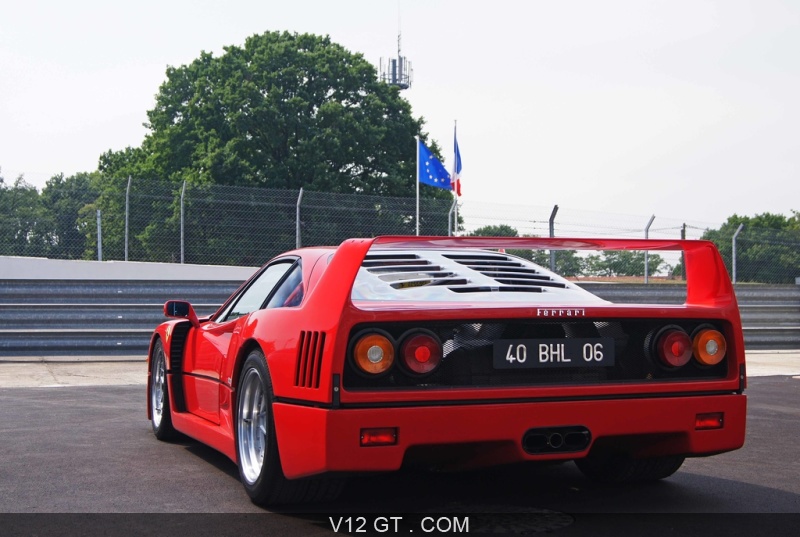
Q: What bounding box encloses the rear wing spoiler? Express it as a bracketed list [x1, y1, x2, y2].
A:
[308, 235, 736, 311]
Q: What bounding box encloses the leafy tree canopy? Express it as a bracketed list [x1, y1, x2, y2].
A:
[702, 212, 800, 283]
[40, 172, 101, 259]
[0, 170, 50, 256]
[468, 224, 585, 276]
[584, 250, 665, 277]
[100, 31, 448, 200]
[469, 224, 519, 237]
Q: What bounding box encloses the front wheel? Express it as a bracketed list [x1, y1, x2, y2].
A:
[236, 349, 344, 506]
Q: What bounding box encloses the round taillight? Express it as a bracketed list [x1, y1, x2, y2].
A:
[693, 329, 727, 366]
[353, 333, 395, 375]
[400, 332, 442, 375]
[656, 328, 692, 368]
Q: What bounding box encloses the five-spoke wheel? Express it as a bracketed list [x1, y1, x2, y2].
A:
[237, 363, 269, 485]
[235, 349, 344, 505]
[149, 339, 176, 440]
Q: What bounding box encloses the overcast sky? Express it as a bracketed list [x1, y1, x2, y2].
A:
[1, 0, 798, 227]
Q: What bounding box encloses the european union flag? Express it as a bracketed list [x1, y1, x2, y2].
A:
[417, 140, 451, 190]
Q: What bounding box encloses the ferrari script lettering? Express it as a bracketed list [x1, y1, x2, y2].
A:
[536, 308, 586, 318]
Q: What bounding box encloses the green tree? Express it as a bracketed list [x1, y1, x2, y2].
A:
[95, 31, 451, 263]
[102, 31, 447, 197]
[702, 212, 800, 283]
[468, 224, 531, 259]
[73, 175, 130, 261]
[469, 224, 520, 237]
[469, 225, 584, 275]
[585, 250, 665, 277]
[469, 224, 519, 237]
[531, 249, 585, 277]
[39, 172, 100, 259]
[0, 170, 50, 256]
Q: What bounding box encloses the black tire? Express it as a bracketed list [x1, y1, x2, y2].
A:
[149, 339, 178, 440]
[575, 453, 685, 484]
[235, 349, 344, 506]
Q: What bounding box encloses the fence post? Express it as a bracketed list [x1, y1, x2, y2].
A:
[448, 197, 457, 236]
[124, 176, 131, 261]
[96, 210, 103, 262]
[180, 181, 186, 264]
[644, 215, 655, 284]
[454, 196, 459, 236]
[680, 223, 686, 280]
[549, 205, 559, 272]
[296, 188, 304, 248]
[732, 223, 744, 283]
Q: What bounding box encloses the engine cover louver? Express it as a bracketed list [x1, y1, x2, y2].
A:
[363, 253, 468, 289]
[295, 331, 325, 388]
[358, 250, 576, 296]
[442, 253, 567, 292]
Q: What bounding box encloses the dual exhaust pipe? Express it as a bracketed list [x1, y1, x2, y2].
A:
[522, 426, 591, 454]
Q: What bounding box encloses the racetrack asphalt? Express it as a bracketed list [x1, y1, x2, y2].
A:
[0, 350, 798, 388]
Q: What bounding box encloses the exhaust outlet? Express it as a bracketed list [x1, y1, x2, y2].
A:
[547, 432, 564, 449]
[523, 426, 591, 454]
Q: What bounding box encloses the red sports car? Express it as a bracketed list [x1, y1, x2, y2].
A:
[147, 236, 746, 506]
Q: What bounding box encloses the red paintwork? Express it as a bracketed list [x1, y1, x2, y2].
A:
[272, 393, 746, 478]
[147, 236, 746, 479]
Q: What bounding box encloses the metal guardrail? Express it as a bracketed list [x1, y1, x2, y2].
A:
[0, 280, 242, 304]
[0, 280, 797, 355]
[0, 280, 242, 355]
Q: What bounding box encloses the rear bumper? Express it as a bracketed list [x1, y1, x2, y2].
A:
[272, 393, 746, 479]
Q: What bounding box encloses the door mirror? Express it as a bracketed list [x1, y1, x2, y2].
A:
[164, 300, 200, 326]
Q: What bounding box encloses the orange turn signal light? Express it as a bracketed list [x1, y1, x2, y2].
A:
[695, 412, 724, 430]
[360, 427, 398, 446]
[693, 329, 727, 366]
[353, 333, 395, 375]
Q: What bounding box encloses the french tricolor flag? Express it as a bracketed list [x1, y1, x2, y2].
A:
[451, 125, 462, 196]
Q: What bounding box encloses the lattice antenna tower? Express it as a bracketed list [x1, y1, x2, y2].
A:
[379, 17, 412, 90]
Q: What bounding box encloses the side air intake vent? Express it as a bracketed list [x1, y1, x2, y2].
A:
[295, 331, 325, 388]
[443, 253, 567, 291]
[168, 321, 192, 412]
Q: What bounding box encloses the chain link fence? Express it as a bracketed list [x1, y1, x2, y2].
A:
[712, 226, 800, 285]
[1, 177, 798, 283]
[88, 178, 453, 266]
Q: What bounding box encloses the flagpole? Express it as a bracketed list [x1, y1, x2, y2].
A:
[415, 135, 420, 236]
[453, 120, 458, 236]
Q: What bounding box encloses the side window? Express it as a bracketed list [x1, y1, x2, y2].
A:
[266, 264, 304, 309]
[220, 262, 293, 322]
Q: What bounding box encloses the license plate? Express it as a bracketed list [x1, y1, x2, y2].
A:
[493, 338, 615, 369]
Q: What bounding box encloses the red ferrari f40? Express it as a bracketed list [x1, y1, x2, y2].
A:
[147, 236, 746, 505]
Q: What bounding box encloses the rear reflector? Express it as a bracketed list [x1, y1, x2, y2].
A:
[360, 427, 398, 447]
[695, 412, 724, 430]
